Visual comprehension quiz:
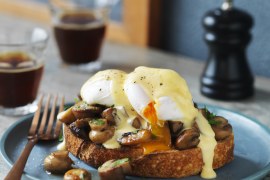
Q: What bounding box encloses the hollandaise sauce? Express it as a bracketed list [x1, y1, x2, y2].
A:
[196, 113, 217, 179]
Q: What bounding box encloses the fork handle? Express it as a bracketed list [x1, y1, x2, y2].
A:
[5, 138, 38, 180]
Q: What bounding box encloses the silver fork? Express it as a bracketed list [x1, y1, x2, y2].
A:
[5, 94, 64, 180]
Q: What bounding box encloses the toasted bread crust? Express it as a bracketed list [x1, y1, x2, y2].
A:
[64, 124, 234, 178]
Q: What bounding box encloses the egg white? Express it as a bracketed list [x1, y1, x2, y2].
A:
[81, 79, 114, 106]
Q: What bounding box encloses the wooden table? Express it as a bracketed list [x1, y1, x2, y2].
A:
[1, 13, 270, 180]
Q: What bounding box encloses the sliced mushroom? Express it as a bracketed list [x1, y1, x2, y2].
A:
[211, 116, 233, 141]
[64, 168, 92, 180]
[57, 107, 77, 124]
[89, 127, 115, 144]
[98, 158, 131, 180]
[89, 118, 108, 131]
[175, 128, 200, 150]
[44, 150, 73, 174]
[69, 119, 90, 140]
[72, 102, 106, 119]
[118, 129, 152, 146]
[102, 107, 117, 125]
[168, 121, 183, 138]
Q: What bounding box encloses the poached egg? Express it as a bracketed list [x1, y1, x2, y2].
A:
[80, 66, 217, 179]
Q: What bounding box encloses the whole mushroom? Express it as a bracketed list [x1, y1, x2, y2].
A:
[211, 116, 233, 140]
[57, 107, 76, 124]
[89, 127, 115, 144]
[44, 150, 73, 174]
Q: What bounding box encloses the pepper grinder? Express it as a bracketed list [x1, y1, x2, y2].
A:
[200, 0, 254, 100]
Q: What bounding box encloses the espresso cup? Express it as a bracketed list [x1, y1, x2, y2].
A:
[49, 0, 111, 72]
[0, 27, 48, 116]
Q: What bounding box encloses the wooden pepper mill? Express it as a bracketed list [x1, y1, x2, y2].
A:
[200, 0, 254, 100]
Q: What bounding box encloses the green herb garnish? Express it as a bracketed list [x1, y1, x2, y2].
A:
[203, 106, 221, 125]
[208, 119, 221, 125]
[58, 131, 63, 142]
[64, 104, 72, 111]
[74, 101, 88, 110]
[204, 106, 215, 120]
[92, 119, 105, 125]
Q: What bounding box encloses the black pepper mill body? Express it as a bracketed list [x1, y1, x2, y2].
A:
[200, 1, 254, 100]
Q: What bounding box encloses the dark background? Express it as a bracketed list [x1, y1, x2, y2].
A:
[161, 0, 270, 78]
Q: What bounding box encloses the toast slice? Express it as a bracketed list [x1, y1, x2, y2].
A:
[64, 124, 234, 178]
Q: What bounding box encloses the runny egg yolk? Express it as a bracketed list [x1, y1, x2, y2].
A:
[141, 101, 171, 154]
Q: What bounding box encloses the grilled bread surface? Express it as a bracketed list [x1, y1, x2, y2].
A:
[64, 124, 234, 178]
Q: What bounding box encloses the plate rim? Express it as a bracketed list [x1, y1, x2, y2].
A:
[1, 104, 270, 180]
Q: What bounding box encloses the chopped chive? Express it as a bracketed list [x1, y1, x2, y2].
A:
[203, 106, 221, 125]
[58, 131, 63, 142]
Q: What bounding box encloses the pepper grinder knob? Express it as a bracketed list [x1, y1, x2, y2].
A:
[200, 1, 254, 100]
[221, 0, 233, 10]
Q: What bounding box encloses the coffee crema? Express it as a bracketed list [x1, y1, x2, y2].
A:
[53, 11, 106, 64]
[0, 52, 43, 107]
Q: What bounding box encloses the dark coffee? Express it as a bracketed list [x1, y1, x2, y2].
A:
[53, 12, 106, 64]
[0, 52, 43, 107]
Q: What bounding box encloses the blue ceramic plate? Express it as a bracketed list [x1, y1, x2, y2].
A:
[1, 104, 270, 180]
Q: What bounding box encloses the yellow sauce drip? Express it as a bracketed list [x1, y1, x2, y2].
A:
[196, 113, 217, 179]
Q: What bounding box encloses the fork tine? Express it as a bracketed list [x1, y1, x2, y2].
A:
[54, 96, 65, 139]
[28, 95, 44, 137]
[38, 94, 51, 135]
[45, 95, 58, 136]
